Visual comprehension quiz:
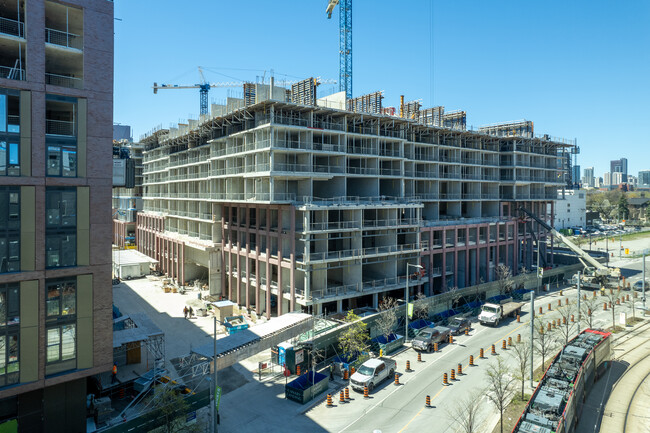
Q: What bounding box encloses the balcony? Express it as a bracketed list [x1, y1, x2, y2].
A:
[45, 73, 82, 89]
[46, 119, 75, 136]
[0, 16, 24, 38]
[45, 28, 82, 50]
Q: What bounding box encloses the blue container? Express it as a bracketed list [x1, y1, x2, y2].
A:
[285, 372, 329, 404]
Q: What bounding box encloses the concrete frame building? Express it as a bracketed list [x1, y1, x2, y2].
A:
[554, 189, 587, 229]
[0, 1, 113, 431]
[137, 92, 570, 318]
[112, 140, 143, 249]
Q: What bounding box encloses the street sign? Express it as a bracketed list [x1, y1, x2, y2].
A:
[214, 386, 222, 410]
[407, 302, 413, 318]
[283, 367, 291, 377]
[625, 248, 629, 255]
[186, 411, 197, 424]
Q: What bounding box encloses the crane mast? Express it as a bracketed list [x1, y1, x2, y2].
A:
[326, 0, 352, 100]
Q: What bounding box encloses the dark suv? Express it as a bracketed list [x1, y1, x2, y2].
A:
[447, 317, 471, 335]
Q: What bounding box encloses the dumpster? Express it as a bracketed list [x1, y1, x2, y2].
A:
[224, 315, 249, 335]
[285, 372, 329, 404]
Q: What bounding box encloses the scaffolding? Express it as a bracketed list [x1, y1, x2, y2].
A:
[442, 110, 467, 131]
[347, 91, 383, 114]
[478, 120, 533, 138]
[291, 77, 318, 106]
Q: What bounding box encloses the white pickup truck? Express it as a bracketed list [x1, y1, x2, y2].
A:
[349, 357, 396, 393]
[478, 297, 523, 326]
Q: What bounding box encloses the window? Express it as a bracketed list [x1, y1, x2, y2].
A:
[0, 188, 20, 273]
[0, 285, 19, 387]
[46, 95, 77, 177]
[0, 90, 20, 176]
[45, 188, 76, 268]
[45, 279, 76, 374]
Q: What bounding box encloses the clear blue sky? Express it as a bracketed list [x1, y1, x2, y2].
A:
[114, 0, 649, 179]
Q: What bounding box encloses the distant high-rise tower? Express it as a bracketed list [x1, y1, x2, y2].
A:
[638, 170, 650, 187]
[583, 167, 594, 187]
[610, 158, 628, 182]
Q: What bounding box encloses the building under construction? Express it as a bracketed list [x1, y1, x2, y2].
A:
[136, 81, 573, 318]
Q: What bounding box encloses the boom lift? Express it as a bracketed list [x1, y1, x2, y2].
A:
[518, 207, 620, 287]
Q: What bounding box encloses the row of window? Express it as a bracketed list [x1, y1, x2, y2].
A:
[1, 187, 77, 274]
[0, 89, 80, 178]
[0, 279, 78, 388]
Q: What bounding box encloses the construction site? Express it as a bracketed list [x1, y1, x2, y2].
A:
[135, 76, 576, 319]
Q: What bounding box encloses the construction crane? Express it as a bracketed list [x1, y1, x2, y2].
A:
[518, 207, 620, 287]
[154, 67, 337, 115]
[326, 0, 352, 100]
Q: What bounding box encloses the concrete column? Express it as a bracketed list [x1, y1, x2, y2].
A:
[245, 251, 251, 310]
[336, 299, 343, 313]
[442, 249, 447, 290]
[265, 206, 271, 319]
[208, 250, 221, 297]
[372, 293, 379, 309]
[290, 207, 296, 312]
[315, 302, 322, 316]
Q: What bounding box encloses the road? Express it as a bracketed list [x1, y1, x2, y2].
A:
[306, 279, 647, 433]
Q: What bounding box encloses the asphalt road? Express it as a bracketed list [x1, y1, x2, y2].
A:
[306, 277, 647, 433]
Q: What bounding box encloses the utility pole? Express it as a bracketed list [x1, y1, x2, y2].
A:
[577, 271, 581, 333]
[213, 317, 218, 433]
[536, 241, 541, 294]
[643, 251, 647, 316]
[530, 290, 535, 388]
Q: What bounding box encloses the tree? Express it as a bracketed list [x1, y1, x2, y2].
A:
[645, 205, 650, 222]
[617, 195, 630, 221]
[580, 294, 600, 329]
[375, 296, 398, 339]
[495, 265, 513, 296]
[446, 390, 485, 433]
[413, 291, 430, 320]
[534, 317, 557, 372]
[555, 303, 577, 346]
[603, 286, 623, 330]
[510, 338, 531, 400]
[338, 310, 369, 361]
[151, 385, 202, 433]
[625, 291, 637, 321]
[484, 356, 516, 433]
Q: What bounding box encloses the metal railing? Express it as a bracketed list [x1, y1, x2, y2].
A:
[0, 16, 24, 37]
[0, 65, 24, 81]
[45, 73, 82, 89]
[45, 119, 75, 136]
[45, 28, 83, 50]
[307, 274, 426, 301]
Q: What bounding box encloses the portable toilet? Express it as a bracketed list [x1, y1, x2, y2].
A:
[277, 342, 293, 367]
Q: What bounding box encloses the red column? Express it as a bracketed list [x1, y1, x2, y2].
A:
[290, 207, 296, 312]
[277, 209, 283, 317]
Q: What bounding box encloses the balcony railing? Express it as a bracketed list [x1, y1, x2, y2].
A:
[46, 73, 82, 89]
[0, 16, 24, 38]
[46, 119, 75, 136]
[0, 65, 25, 81]
[45, 28, 83, 50]
[305, 274, 426, 301]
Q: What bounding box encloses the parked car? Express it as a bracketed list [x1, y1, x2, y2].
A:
[447, 317, 471, 335]
[349, 357, 396, 393]
[633, 279, 649, 291]
[411, 326, 451, 352]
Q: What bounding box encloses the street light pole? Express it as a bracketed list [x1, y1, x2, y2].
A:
[577, 271, 581, 333]
[530, 290, 535, 388]
[619, 235, 622, 259]
[643, 252, 647, 316]
[536, 241, 541, 294]
[405, 263, 423, 342]
[213, 317, 219, 433]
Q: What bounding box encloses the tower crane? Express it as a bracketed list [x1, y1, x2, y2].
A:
[326, 0, 352, 100]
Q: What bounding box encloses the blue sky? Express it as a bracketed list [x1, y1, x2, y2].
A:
[114, 0, 649, 179]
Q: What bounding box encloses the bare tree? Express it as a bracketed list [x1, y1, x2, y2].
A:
[445, 286, 461, 312]
[534, 317, 557, 372]
[602, 286, 623, 330]
[496, 265, 514, 296]
[580, 294, 600, 329]
[555, 303, 577, 346]
[625, 291, 637, 321]
[484, 356, 516, 433]
[413, 291, 430, 320]
[446, 390, 485, 433]
[375, 296, 398, 339]
[510, 339, 531, 400]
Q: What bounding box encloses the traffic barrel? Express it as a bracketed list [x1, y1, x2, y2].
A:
[491, 344, 496, 355]
[548, 303, 552, 311]
[616, 299, 620, 305]
[540, 325, 544, 334]
[296, 365, 301, 376]
[327, 394, 333, 407]
[558, 299, 562, 307]
[517, 333, 521, 343]
[517, 314, 520, 323]
[571, 314, 574, 323]
[539, 306, 543, 314]
[434, 342, 438, 352]
[562, 317, 566, 325]
[604, 302, 607, 311]
[479, 348, 485, 358]
[565, 298, 569, 305]
[469, 355, 474, 366]
[502, 340, 507, 350]
[340, 390, 345, 404]
[551, 320, 556, 328]
[626, 294, 630, 302]
[406, 360, 411, 372]
[417, 352, 422, 362]
[449, 334, 454, 344]
[351, 366, 355, 375]
[465, 328, 469, 336]
[457, 363, 463, 375]
[345, 387, 350, 400]
[508, 337, 513, 346]
[443, 373, 448, 385]
[450, 369, 456, 381]
[547, 322, 552, 332]
[364, 385, 369, 398]
[593, 291, 596, 298]
[426, 395, 431, 407]
[343, 369, 348, 380]
[394, 373, 400, 385]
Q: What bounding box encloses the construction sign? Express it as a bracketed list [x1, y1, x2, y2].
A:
[625, 248, 629, 255]
[407, 302, 414, 318]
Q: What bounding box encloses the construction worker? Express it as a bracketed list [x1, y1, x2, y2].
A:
[111, 363, 118, 384]
[329, 362, 334, 380]
[189, 307, 194, 318]
[183, 306, 188, 319]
